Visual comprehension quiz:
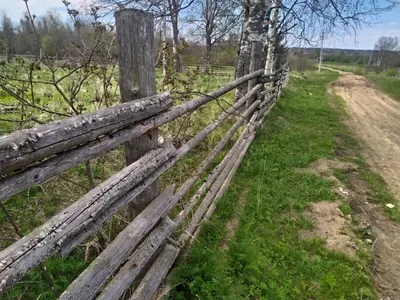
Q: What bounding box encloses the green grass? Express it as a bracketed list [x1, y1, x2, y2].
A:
[323, 63, 400, 102]
[324, 63, 367, 75]
[169, 70, 377, 300]
[365, 75, 400, 102]
[0, 65, 237, 298]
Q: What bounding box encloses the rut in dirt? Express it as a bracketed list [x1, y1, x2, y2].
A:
[331, 71, 400, 300]
[332, 73, 400, 200]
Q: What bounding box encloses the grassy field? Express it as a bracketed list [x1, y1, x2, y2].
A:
[0, 65, 238, 299]
[168, 70, 387, 299]
[324, 63, 367, 75]
[2, 63, 397, 298]
[365, 75, 400, 102]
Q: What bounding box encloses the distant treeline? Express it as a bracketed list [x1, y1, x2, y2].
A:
[289, 46, 400, 69]
[0, 10, 239, 68]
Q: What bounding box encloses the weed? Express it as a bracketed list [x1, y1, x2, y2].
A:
[170, 70, 376, 299]
[365, 75, 400, 102]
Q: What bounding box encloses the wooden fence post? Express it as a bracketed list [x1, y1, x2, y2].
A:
[115, 9, 159, 219]
[246, 0, 267, 111]
[247, 41, 263, 110]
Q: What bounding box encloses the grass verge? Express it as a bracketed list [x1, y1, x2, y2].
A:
[169, 70, 377, 299]
[365, 75, 400, 102]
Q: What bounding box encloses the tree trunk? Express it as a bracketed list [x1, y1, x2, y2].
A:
[162, 0, 168, 78]
[234, 2, 251, 102]
[203, 40, 212, 74]
[171, 23, 182, 72]
[368, 51, 373, 66]
[169, 0, 183, 73]
[5, 47, 10, 63]
[265, 0, 279, 75]
[242, 0, 268, 108]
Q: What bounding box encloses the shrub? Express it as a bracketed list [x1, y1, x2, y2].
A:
[383, 68, 399, 77]
[287, 55, 316, 72]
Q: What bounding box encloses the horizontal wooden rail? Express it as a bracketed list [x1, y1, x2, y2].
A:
[52, 82, 263, 299]
[0, 145, 175, 291]
[0, 66, 289, 297]
[96, 95, 263, 300]
[0, 92, 172, 175]
[0, 69, 265, 203]
[59, 186, 177, 300]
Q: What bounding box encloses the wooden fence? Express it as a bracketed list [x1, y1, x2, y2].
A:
[0, 9, 289, 299]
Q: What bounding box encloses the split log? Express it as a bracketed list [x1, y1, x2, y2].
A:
[0, 145, 175, 294]
[175, 84, 261, 159]
[183, 128, 254, 244]
[0, 73, 264, 203]
[59, 186, 176, 300]
[201, 131, 256, 226]
[0, 93, 172, 175]
[97, 217, 176, 300]
[176, 111, 258, 227]
[174, 99, 260, 202]
[130, 244, 180, 300]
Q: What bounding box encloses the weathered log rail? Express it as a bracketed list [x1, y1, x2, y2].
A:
[0, 9, 289, 299]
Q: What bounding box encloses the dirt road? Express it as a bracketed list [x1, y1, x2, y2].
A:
[329, 69, 400, 299]
[331, 71, 400, 201]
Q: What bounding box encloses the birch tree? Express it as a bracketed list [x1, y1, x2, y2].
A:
[235, 0, 269, 101]
[189, 0, 240, 73]
[167, 0, 184, 72]
[374, 36, 399, 67]
[0, 13, 16, 62]
[264, 0, 278, 75]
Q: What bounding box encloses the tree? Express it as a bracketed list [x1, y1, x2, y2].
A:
[374, 36, 399, 67]
[0, 12, 16, 62]
[276, 0, 400, 45]
[188, 0, 241, 73]
[235, 0, 269, 101]
[96, 0, 194, 72]
[265, 0, 279, 75]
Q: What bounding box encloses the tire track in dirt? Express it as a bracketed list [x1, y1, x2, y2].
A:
[327, 68, 400, 299]
[331, 71, 400, 201]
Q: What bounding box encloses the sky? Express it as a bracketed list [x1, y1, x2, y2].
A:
[1, 0, 400, 50]
[323, 7, 400, 50]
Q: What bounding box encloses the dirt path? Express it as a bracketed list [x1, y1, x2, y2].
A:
[328, 68, 400, 299]
[331, 70, 400, 201]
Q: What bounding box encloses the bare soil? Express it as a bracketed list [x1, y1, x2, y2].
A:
[301, 201, 357, 257]
[329, 71, 400, 299]
[299, 155, 400, 299]
[331, 72, 400, 200]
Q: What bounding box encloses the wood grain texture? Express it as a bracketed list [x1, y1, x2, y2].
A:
[130, 244, 180, 300]
[59, 185, 176, 300]
[116, 9, 159, 218]
[0, 93, 171, 175]
[97, 217, 176, 300]
[0, 145, 175, 294]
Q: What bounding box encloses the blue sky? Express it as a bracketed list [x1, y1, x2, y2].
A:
[324, 7, 400, 49]
[0, 0, 82, 22]
[1, 0, 400, 50]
